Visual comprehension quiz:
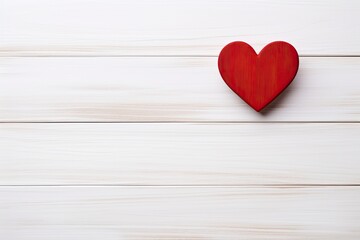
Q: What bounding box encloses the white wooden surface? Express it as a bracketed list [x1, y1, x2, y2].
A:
[1, 0, 360, 239]
[0, 123, 359, 185]
[1, 187, 360, 240]
[0, 57, 359, 122]
[1, 0, 360, 56]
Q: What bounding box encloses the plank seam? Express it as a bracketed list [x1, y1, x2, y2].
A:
[1, 184, 360, 187]
[1, 55, 360, 58]
[0, 121, 359, 124]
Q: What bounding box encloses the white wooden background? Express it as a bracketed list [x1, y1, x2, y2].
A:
[0, 0, 360, 239]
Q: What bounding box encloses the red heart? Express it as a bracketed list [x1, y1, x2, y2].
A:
[218, 41, 299, 112]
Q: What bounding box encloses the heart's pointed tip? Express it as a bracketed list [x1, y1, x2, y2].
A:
[252, 105, 268, 113]
[249, 107, 259, 112]
[248, 103, 265, 112]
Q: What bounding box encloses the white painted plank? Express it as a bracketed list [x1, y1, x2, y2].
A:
[0, 187, 359, 239]
[1, 0, 360, 56]
[0, 123, 359, 185]
[0, 57, 359, 122]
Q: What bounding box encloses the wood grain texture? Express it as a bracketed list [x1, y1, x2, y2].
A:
[1, 187, 360, 240]
[0, 123, 359, 185]
[1, 0, 360, 56]
[0, 57, 359, 122]
[0, 0, 359, 239]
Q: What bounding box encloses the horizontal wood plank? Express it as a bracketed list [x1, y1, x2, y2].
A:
[0, 123, 359, 185]
[0, 57, 359, 122]
[1, 0, 360, 56]
[0, 187, 359, 239]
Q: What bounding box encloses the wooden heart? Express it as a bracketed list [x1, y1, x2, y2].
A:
[218, 41, 299, 112]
